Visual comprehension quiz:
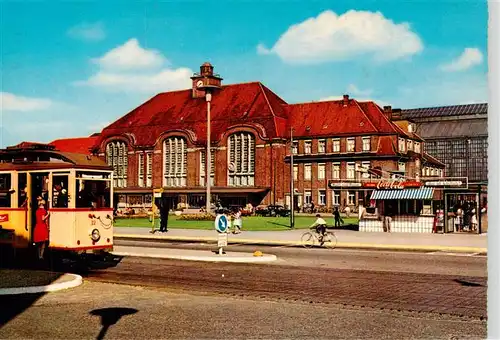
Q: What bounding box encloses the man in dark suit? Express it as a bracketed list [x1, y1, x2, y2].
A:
[156, 196, 170, 233]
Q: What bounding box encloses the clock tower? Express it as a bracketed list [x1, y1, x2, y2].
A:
[191, 62, 223, 99]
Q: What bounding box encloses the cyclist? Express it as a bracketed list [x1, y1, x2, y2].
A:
[310, 214, 328, 242]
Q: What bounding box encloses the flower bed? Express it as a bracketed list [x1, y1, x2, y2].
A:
[178, 213, 216, 221]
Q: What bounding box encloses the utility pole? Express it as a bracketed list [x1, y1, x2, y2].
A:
[290, 127, 295, 229]
[206, 90, 212, 213]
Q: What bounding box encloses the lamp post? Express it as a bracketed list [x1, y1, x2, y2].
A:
[290, 127, 295, 229]
[206, 90, 212, 213]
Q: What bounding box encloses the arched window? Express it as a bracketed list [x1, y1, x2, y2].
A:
[228, 132, 255, 186]
[163, 137, 187, 187]
[106, 141, 128, 188]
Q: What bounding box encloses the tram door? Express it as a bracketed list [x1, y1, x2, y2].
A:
[29, 172, 50, 239]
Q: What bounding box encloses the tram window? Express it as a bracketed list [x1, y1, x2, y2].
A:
[76, 179, 111, 209]
[18, 173, 28, 208]
[0, 174, 12, 208]
[52, 175, 69, 208]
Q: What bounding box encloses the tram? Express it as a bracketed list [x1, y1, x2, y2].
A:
[0, 143, 114, 262]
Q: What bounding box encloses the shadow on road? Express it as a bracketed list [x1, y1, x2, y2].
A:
[90, 307, 138, 340]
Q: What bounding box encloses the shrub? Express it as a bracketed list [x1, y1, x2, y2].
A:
[178, 213, 216, 221]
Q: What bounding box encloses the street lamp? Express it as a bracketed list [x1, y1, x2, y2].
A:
[206, 90, 212, 213]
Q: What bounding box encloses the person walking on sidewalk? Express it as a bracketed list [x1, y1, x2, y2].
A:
[383, 204, 393, 233]
[333, 207, 342, 228]
[233, 208, 242, 234]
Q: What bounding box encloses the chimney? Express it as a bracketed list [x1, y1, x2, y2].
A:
[343, 94, 349, 107]
[383, 106, 392, 120]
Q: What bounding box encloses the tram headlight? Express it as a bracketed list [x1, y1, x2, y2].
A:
[90, 228, 101, 242]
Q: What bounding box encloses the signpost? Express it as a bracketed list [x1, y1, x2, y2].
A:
[215, 214, 228, 255]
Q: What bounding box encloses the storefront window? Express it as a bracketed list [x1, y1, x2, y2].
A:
[304, 191, 312, 204]
[333, 191, 340, 205]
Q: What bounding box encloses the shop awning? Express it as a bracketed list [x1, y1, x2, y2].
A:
[371, 187, 434, 200]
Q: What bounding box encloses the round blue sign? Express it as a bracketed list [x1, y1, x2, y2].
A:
[215, 214, 228, 233]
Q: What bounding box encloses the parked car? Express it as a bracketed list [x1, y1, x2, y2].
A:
[255, 205, 290, 217]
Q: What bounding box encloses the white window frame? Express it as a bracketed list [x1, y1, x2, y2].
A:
[399, 138, 406, 152]
[106, 141, 128, 188]
[361, 161, 371, 178]
[415, 142, 421, 153]
[407, 140, 413, 151]
[292, 141, 298, 154]
[318, 139, 326, 153]
[318, 190, 326, 206]
[200, 150, 215, 186]
[304, 164, 312, 180]
[398, 162, 406, 172]
[138, 153, 145, 187]
[293, 164, 298, 181]
[318, 163, 326, 180]
[332, 162, 340, 179]
[304, 191, 312, 204]
[228, 132, 255, 187]
[163, 137, 187, 187]
[333, 138, 340, 153]
[348, 191, 356, 205]
[146, 153, 153, 187]
[347, 138, 355, 152]
[304, 140, 312, 154]
[333, 191, 340, 206]
[347, 162, 355, 179]
[362, 137, 371, 151]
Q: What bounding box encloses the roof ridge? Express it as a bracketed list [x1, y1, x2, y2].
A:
[258, 83, 280, 137]
[353, 100, 379, 133]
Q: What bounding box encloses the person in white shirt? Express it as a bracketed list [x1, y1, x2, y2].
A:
[233, 209, 242, 234]
[310, 214, 327, 241]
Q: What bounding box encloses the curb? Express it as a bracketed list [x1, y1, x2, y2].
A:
[0, 274, 83, 296]
[111, 251, 278, 263]
[114, 234, 487, 254]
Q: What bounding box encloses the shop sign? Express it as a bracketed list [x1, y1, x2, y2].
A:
[423, 177, 468, 189]
[363, 180, 422, 190]
[328, 181, 362, 189]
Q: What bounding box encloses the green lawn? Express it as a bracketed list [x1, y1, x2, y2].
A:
[114, 215, 359, 231]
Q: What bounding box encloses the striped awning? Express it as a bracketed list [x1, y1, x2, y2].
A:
[370, 187, 434, 200]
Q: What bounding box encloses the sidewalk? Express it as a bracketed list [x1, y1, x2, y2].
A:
[0, 269, 82, 295]
[114, 227, 488, 253]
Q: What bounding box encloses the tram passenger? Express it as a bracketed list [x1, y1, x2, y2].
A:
[34, 200, 50, 260]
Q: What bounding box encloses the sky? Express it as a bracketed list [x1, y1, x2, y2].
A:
[0, 0, 489, 147]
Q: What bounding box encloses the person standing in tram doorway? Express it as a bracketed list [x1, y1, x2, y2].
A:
[34, 200, 50, 260]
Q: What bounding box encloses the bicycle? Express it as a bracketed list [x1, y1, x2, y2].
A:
[301, 228, 338, 248]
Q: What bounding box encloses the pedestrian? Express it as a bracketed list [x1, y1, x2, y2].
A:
[383, 204, 393, 233]
[233, 208, 242, 234]
[471, 207, 478, 231]
[333, 207, 341, 228]
[34, 200, 50, 260]
[156, 197, 170, 233]
[455, 207, 463, 232]
[344, 206, 351, 218]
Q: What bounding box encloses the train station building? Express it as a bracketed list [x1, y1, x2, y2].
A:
[47, 62, 446, 213]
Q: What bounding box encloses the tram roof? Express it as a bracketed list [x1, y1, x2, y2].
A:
[0, 147, 111, 171]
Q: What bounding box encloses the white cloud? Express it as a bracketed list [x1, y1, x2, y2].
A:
[0, 92, 53, 112]
[93, 38, 166, 70]
[67, 22, 106, 42]
[440, 48, 483, 72]
[347, 84, 373, 97]
[257, 10, 423, 64]
[75, 38, 193, 93]
[318, 95, 391, 108]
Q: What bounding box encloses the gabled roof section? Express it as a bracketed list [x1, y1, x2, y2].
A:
[50, 135, 100, 155]
[376, 135, 398, 156]
[285, 99, 379, 138]
[99, 82, 289, 146]
[402, 103, 487, 119]
[422, 152, 446, 168]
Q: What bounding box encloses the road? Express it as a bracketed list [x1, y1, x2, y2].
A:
[115, 239, 487, 277]
[0, 243, 487, 339]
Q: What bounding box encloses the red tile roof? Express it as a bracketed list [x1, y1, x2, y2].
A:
[97, 82, 289, 147]
[50, 136, 100, 155]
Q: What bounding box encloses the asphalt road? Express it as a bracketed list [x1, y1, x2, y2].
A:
[115, 239, 488, 277]
[0, 281, 487, 340]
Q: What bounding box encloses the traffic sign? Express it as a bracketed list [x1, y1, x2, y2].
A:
[218, 233, 228, 247]
[215, 214, 228, 233]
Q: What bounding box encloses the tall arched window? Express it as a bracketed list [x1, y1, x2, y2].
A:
[163, 137, 187, 187]
[228, 132, 255, 186]
[106, 141, 128, 188]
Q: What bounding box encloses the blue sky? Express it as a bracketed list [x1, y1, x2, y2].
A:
[0, 0, 489, 147]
